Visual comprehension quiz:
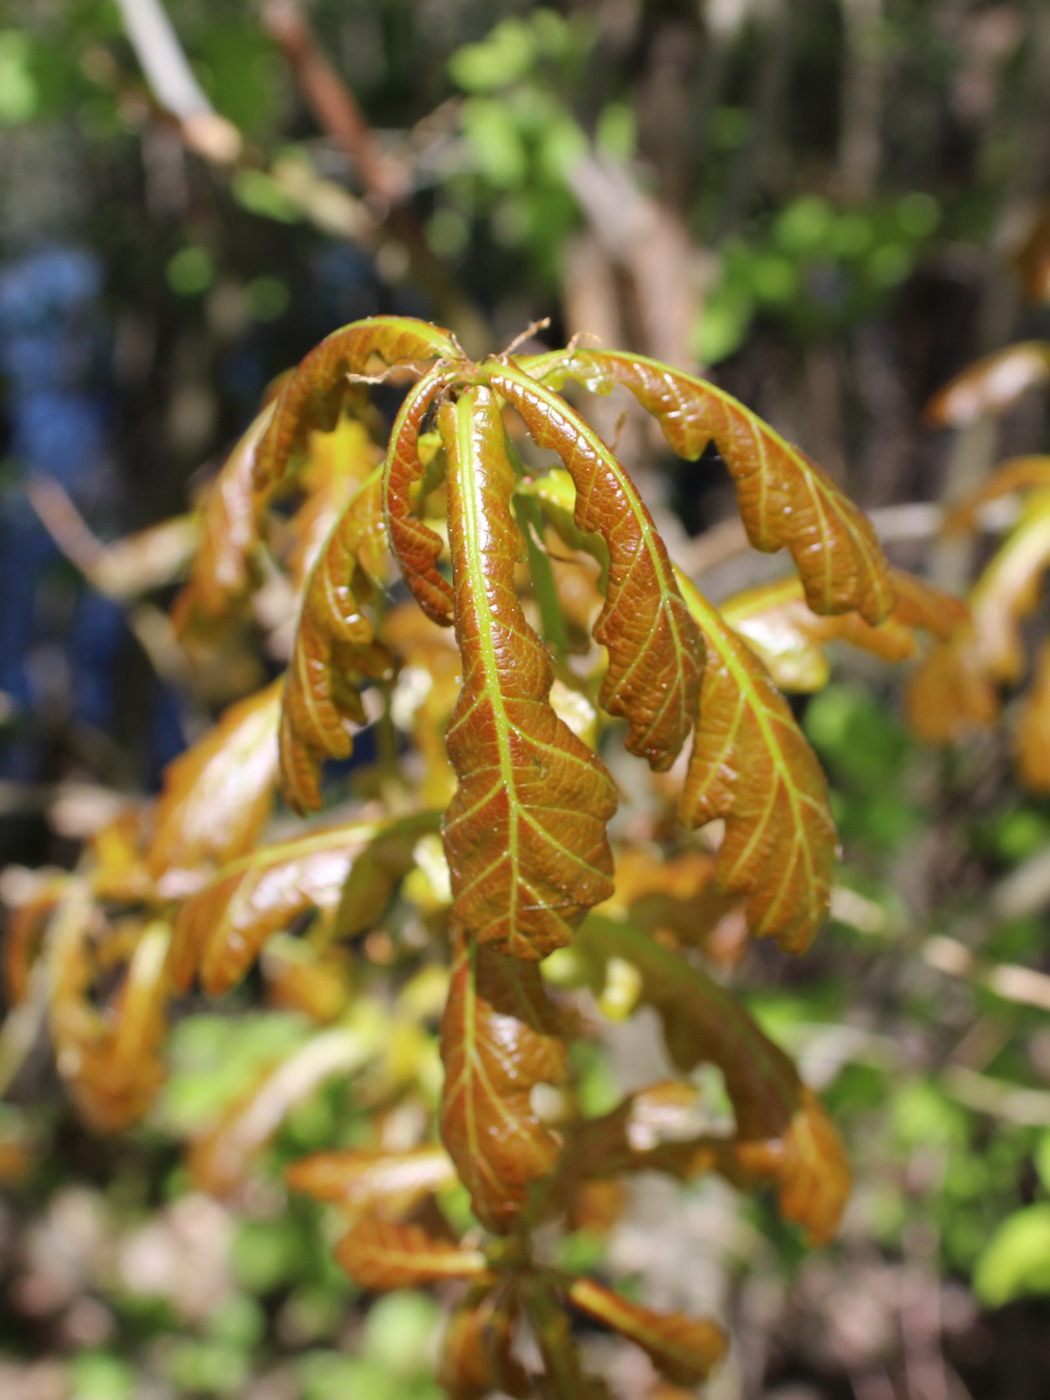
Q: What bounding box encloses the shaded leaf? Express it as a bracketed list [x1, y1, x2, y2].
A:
[965, 491, 1050, 683]
[260, 936, 353, 1023]
[279, 469, 392, 812]
[334, 1218, 488, 1291]
[527, 348, 894, 625]
[942, 456, 1050, 536]
[567, 1277, 726, 1387]
[440, 387, 617, 959]
[676, 572, 836, 954]
[1017, 638, 1050, 790]
[385, 601, 461, 809]
[170, 819, 380, 995]
[287, 414, 383, 587]
[254, 315, 459, 492]
[440, 934, 568, 1232]
[286, 1143, 455, 1215]
[439, 1287, 531, 1400]
[925, 342, 1050, 427]
[333, 811, 441, 940]
[147, 680, 282, 891]
[482, 361, 703, 770]
[523, 1277, 612, 1400]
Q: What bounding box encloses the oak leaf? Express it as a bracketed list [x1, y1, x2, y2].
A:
[439, 1288, 531, 1400]
[285, 1143, 455, 1216]
[925, 342, 1050, 426]
[567, 1277, 726, 1388]
[334, 1218, 488, 1291]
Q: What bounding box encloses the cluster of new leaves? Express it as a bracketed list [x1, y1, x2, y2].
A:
[909, 344, 1050, 789]
[2, 317, 966, 1397]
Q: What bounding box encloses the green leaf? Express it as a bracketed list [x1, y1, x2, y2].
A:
[974, 1205, 1050, 1307]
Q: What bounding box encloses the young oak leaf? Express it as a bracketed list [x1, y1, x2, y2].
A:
[905, 628, 1001, 744]
[567, 1277, 726, 1388]
[254, 315, 459, 492]
[721, 569, 967, 693]
[279, 469, 391, 813]
[147, 680, 282, 891]
[285, 1144, 455, 1217]
[440, 387, 617, 959]
[479, 361, 703, 771]
[440, 934, 568, 1233]
[675, 571, 836, 954]
[575, 916, 850, 1245]
[439, 1287, 531, 1400]
[925, 341, 1050, 427]
[526, 349, 894, 626]
[170, 819, 381, 995]
[334, 1218, 489, 1291]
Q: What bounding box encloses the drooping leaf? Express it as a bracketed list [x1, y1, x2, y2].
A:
[440, 387, 617, 959]
[925, 342, 1050, 427]
[721, 569, 968, 693]
[440, 934, 568, 1232]
[526, 348, 894, 625]
[567, 1277, 726, 1388]
[286, 1144, 455, 1216]
[170, 820, 380, 995]
[147, 680, 282, 891]
[189, 1008, 385, 1195]
[1017, 638, 1050, 790]
[675, 572, 836, 954]
[480, 361, 703, 770]
[439, 1287, 531, 1400]
[905, 629, 1001, 744]
[279, 469, 392, 812]
[172, 405, 274, 632]
[383, 366, 457, 625]
[254, 315, 459, 492]
[575, 916, 850, 1244]
[334, 1218, 489, 1291]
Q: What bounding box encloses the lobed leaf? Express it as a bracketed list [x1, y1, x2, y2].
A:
[526, 348, 894, 625]
[279, 469, 391, 812]
[925, 342, 1050, 427]
[147, 680, 282, 891]
[440, 934, 568, 1232]
[481, 361, 703, 770]
[254, 316, 459, 492]
[440, 387, 617, 958]
[170, 820, 380, 995]
[676, 572, 836, 954]
[334, 1218, 488, 1291]
[576, 916, 850, 1244]
[567, 1277, 726, 1388]
[285, 1143, 454, 1216]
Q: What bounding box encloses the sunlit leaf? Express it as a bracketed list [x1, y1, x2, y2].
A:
[147, 680, 281, 891]
[286, 1143, 455, 1215]
[255, 316, 459, 492]
[287, 414, 383, 587]
[925, 342, 1050, 427]
[973, 1204, 1050, 1306]
[676, 572, 836, 954]
[440, 388, 617, 958]
[567, 1277, 726, 1387]
[440, 934, 568, 1232]
[526, 348, 894, 625]
[481, 361, 703, 770]
[335, 1218, 489, 1291]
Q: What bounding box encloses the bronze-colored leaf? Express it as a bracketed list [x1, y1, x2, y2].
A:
[286, 1143, 454, 1216]
[965, 490, 1050, 684]
[147, 680, 282, 891]
[480, 361, 702, 770]
[925, 342, 1050, 427]
[334, 1218, 488, 1291]
[567, 1277, 726, 1388]
[170, 820, 380, 995]
[526, 348, 894, 625]
[254, 315, 459, 492]
[279, 469, 392, 813]
[575, 916, 851, 1244]
[261, 937, 353, 1023]
[722, 569, 968, 693]
[440, 934, 568, 1232]
[904, 630, 1001, 744]
[440, 387, 617, 959]
[676, 572, 836, 954]
[941, 456, 1050, 536]
[1017, 638, 1050, 790]
[287, 414, 383, 587]
[439, 1287, 531, 1400]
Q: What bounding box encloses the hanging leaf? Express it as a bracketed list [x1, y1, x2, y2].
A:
[383, 367, 457, 625]
[439, 1287, 531, 1400]
[722, 569, 968, 693]
[170, 820, 380, 995]
[279, 469, 391, 813]
[525, 348, 894, 625]
[676, 572, 836, 954]
[255, 316, 459, 493]
[567, 1277, 726, 1387]
[925, 342, 1050, 427]
[440, 387, 617, 959]
[1017, 638, 1050, 790]
[905, 629, 1001, 744]
[286, 1143, 454, 1216]
[575, 916, 850, 1245]
[172, 405, 274, 632]
[440, 934, 568, 1232]
[480, 361, 703, 770]
[147, 680, 282, 891]
[335, 1218, 489, 1291]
